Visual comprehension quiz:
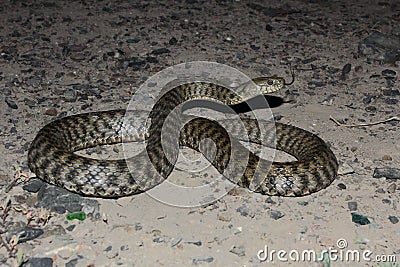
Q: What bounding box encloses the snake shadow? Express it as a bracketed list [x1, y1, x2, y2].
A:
[183, 95, 284, 114]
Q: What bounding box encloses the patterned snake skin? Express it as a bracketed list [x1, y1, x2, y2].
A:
[28, 78, 338, 198]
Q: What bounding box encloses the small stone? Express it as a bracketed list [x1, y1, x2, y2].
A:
[341, 63, 351, 80]
[151, 48, 170, 55]
[120, 245, 129, 251]
[351, 212, 370, 225]
[375, 188, 385, 193]
[297, 201, 308, 206]
[192, 256, 214, 265]
[44, 108, 58, 116]
[381, 69, 397, 77]
[338, 162, 355, 175]
[382, 199, 391, 204]
[5, 98, 18, 109]
[236, 205, 255, 218]
[348, 201, 358, 211]
[388, 216, 399, 224]
[269, 210, 285, 220]
[229, 245, 246, 257]
[382, 155, 392, 161]
[22, 257, 53, 267]
[344, 195, 352, 201]
[337, 183, 347, 190]
[66, 225, 76, 232]
[134, 223, 143, 231]
[169, 37, 177, 45]
[43, 225, 66, 237]
[24, 98, 36, 108]
[388, 183, 396, 193]
[265, 197, 276, 204]
[265, 24, 273, 31]
[217, 212, 231, 222]
[373, 167, 400, 179]
[7, 227, 44, 243]
[126, 37, 140, 43]
[64, 89, 78, 102]
[22, 179, 44, 193]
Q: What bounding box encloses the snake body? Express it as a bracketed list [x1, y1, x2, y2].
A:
[28, 78, 338, 198]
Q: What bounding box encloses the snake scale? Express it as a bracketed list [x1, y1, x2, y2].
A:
[28, 77, 338, 198]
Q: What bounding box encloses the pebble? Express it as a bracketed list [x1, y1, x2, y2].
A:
[344, 195, 352, 201]
[388, 216, 399, 224]
[338, 162, 355, 175]
[387, 183, 396, 193]
[151, 48, 170, 55]
[44, 108, 58, 116]
[33, 185, 99, 216]
[381, 69, 397, 77]
[24, 98, 36, 108]
[42, 225, 66, 237]
[358, 32, 400, 64]
[340, 63, 351, 80]
[229, 245, 246, 257]
[5, 98, 18, 109]
[22, 179, 44, 193]
[297, 201, 308, 206]
[22, 257, 53, 267]
[169, 37, 177, 45]
[373, 167, 400, 179]
[265, 24, 273, 31]
[236, 205, 255, 218]
[66, 225, 76, 232]
[347, 201, 358, 211]
[217, 212, 232, 222]
[7, 227, 44, 243]
[337, 183, 347, 190]
[192, 256, 214, 265]
[126, 37, 140, 43]
[64, 89, 78, 102]
[265, 197, 276, 204]
[269, 210, 285, 220]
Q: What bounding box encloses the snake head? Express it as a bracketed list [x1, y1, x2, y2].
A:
[252, 77, 286, 94]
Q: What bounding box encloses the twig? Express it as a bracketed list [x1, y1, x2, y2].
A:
[330, 116, 399, 127]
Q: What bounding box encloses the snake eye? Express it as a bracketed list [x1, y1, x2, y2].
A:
[267, 79, 274, 86]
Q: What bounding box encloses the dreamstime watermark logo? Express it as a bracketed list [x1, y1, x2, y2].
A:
[122, 61, 276, 207]
[257, 238, 398, 264]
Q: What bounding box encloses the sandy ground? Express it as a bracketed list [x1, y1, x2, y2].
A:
[0, 0, 399, 266]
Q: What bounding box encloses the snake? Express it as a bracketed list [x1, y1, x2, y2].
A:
[27, 76, 338, 198]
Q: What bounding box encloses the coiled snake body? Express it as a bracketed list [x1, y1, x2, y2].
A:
[28, 77, 338, 198]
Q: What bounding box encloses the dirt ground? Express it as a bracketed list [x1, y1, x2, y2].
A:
[0, 0, 399, 266]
